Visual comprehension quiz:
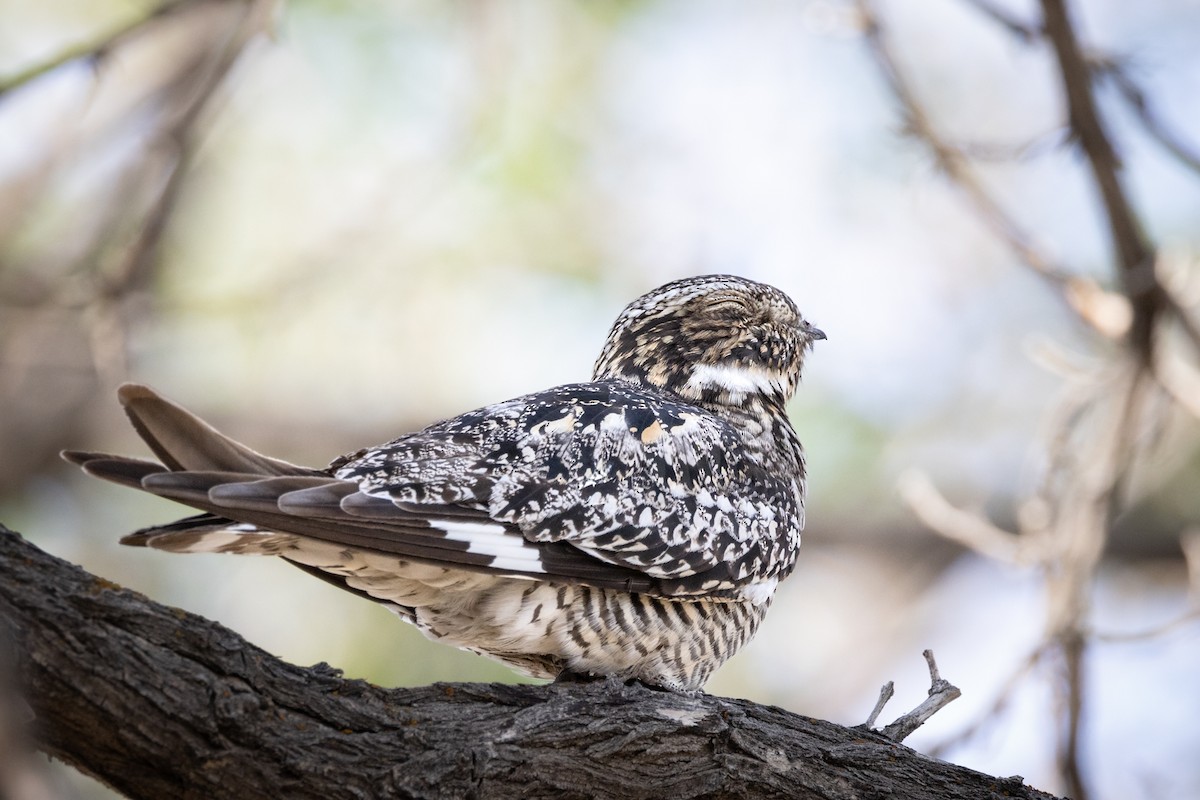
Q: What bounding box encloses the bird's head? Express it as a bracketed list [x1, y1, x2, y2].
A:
[593, 275, 825, 407]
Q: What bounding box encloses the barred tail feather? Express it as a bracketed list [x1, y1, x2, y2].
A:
[119, 512, 297, 555]
[62, 383, 320, 555]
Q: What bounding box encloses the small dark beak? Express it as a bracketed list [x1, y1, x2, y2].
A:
[805, 323, 827, 342]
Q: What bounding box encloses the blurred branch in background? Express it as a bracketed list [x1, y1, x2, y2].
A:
[1092, 529, 1200, 641]
[857, 1, 1200, 798]
[1090, 56, 1200, 182]
[0, 0, 275, 496]
[0, 1, 189, 99]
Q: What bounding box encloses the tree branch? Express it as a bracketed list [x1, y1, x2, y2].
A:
[859, 650, 962, 744]
[897, 470, 1027, 566]
[1039, 0, 1162, 358]
[1098, 59, 1200, 177]
[960, 0, 1200, 181]
[855, 0, 1093, 321]
[959, 0, 1042, 41]
[0, 524, 1062, 800]
[0, 0, 190, 98]
[879, 650, 962, 743]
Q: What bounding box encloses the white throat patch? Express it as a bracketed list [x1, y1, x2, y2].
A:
[686, 363, 781, 397]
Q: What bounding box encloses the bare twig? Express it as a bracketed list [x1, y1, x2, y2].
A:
[855, 1, 1093, 320]
[961, 0, 1200, 180]
[880, 650, 962, 743]
[1040, 0, 1162, 359]
[0, 0, 191, 98]
[1093, 608, 1200, 644]
[1092, 530, 1200, 642]
[948, 128, 1068, 163]
[961, 0, 1200, 183]
[0, 0, 276, 491]
[1165, 296, 1200, 358]
[1152, 350, 1200, 420]
[959, 0, 1042, 41]
[964, 0, 1200, 194]
[1096, 59, 1200, 177]
[1155, 255, 1200, 357]
[897, 470, 1027, 565]
[102, 0, 267, 294]
[862, 681, 895, 730]
[1063, 279, 1132, 339]
[930, 645, 1048, 758]
[77, 0, 275, 383]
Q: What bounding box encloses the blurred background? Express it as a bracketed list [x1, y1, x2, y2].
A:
[2, 0, 1199, 797]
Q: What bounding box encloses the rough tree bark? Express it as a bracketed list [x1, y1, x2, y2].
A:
[0, 525, 1062, 800]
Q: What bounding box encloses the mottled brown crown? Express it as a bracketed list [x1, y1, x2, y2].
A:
[592, 275, 824, 408]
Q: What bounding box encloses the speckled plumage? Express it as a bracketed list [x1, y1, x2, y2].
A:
[66, 274, 824, 690]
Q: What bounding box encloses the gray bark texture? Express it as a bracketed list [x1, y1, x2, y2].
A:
[0, 525, 1063, 800]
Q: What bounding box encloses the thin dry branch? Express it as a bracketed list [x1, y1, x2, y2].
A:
[897, 470, 1026, 565]
[81, 0, 275, 384]
[881, 650, 962, 743]
[1040, 0, 1162, 358]
[102, 0, 273, 296]
[962, 0, 1200, 183]
[855, 0, 1100, 328]
[863, 650, 962, 744]
[1152, 350, 1200, 420]
[929, 645, 1048, 759]
[1041, 362, 1151, 800]
[959, 0, 1042, 41]
[0, 0, 276, 489]
[0, 0, 191, 97]
[1092, 530, 1200, 643]
[1096, 58, 1200, 177]
[949, 128, 1068, 163]
[862, 681, 895, 730]
[1157, 258, 1200, 358]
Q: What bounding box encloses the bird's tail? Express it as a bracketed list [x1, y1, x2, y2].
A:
[106, 383, 317, 475]
[62, 384, 325, 552]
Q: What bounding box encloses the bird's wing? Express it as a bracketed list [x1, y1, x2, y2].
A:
[69, 382, 802, 599]
[67, 385, 663, 593]
[337, 381, 805, 596]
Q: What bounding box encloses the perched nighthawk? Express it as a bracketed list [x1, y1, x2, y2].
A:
[66, 275, 825, 691]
